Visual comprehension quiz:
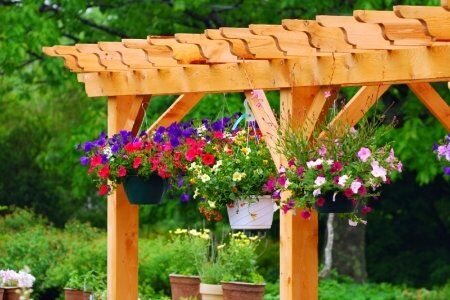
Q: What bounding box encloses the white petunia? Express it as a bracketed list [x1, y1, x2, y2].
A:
[338, 175, 349, 187]
[350, 180, 362, 194]
[313, 188, 321, 197]
[314, 176, 326, 186]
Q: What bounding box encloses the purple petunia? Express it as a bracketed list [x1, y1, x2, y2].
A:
[80, 156, 90, 166]
[177, 177, 184, 188]
[153, 134, 163, 143]
[444, 166, 450, 175]
[83, 142, 95, 152]
[180, 194, 190, 202]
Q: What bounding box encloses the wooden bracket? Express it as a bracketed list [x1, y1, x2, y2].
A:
[408, 82, 450, 131]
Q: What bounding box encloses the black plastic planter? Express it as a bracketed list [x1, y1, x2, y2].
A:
[315, 192, 356, 213]
[123, 174, 167, 205]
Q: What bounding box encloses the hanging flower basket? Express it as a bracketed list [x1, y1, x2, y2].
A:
[123, 174, 167, 205]
[227, 196, 276, 230]
[315, 192, 356, 213]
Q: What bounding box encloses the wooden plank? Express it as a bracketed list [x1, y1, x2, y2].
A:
[282, 19, 354, 51]
[175, 33, 238, 63]
[323, 85, 390, 137]
[148, 36, 207, 64]
[76, 44, 128, 70]
[205, 29, 253, 59]
[53, 45, 106, 72]
[249, 24, 316, 55]
[146, 92, 204, 133]
[122, 39, 178, 67]
[107, 95, 150, 300]
[354, 10, 432, 45]
[408, 82, 450, 131]
[394, 6, 450, 40]
[442, 0, 449, 9]
[220, 27, 287, 58]
[316, 16, 392, 49]
[42, 46, 83, 71]
[244, 90, 280, 166]
[75, 44, 450, 96]
[303, 86, 340, 139]
[280, 87, 322, 300]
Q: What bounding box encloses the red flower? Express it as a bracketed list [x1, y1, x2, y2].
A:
[358, 185, 367, 196]
[99, 184, 109, 196]
[214, 131, 223, 139]
[301, 210, 311, 219]
[330, 161, 343, 173]
[316, 197, 326, 207]
[186, 148, 198, 162]
[174, 151, 182, 161]
[90, 155, 102, 167]
[132, 141, 142, 150]
[333, 176, 340, 185]
[316, 164, 323, 170]
[362, 206, 372, 214]
[98, 165, 110, 179]
[133, 157, 142, 169]
[118, 165, 127, 177]
[124, 143, 135, 153]
[201, 153, 215, 166]
[344, 188, 354, 198]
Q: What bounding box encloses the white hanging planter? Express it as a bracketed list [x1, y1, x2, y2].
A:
[227, 195, 277, 230]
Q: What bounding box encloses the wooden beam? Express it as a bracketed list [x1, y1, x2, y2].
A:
[324, 85, 390, 136]
[303, 86, 340, 139]
[408, 82, 450, 131]
[76, 44, 450, 96]
[107, 95, 149, 300]
[279, 87, 325, 300]
[245, 90, 280, 166]
[146, 93, 204, 133]
[442, 0, 449, 10]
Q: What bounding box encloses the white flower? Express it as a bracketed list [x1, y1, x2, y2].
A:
[212, 160, 222, 172]
[371, 160, 387, 182]
[338, 175, 349, 187]
[350, 180, 362, 194]
[326, 160, 334, 166]
[200, 174, 211, 183]
[232, 172, 246, 182]
[313, 188, 321, 197]
[307, 159, 323, 169]
[314, 176, 326, 186]
[103, 147, 113, 159]
[193, 188, 200, 199]
[348, 219, 358, 226]
[208, 201, 216, 208]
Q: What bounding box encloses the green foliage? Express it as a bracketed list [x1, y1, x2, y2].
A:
[65, 270, 106, 298]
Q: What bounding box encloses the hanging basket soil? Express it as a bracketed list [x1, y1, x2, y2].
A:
[315, 192, 356, 213]
[64, 289, 92, 300]
[199, 283, 223, 300]
[222, 282, 265, 300]
[226, 195, 275, 230]
[123, 174, 167, 205]
[169, 274, 200, 300]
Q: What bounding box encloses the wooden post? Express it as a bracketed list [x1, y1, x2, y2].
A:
[107, 95, 150, 300]
[279, 87, 321, 300]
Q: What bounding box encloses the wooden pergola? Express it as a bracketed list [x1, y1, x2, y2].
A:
[43, 3, 450, 300]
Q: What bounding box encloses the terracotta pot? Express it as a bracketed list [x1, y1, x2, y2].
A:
[0, 288, 4, 300]
[315, 192, 356, 213]
[3, 288, 21, 300]
[222, 282, 265, 300]
[169, 274, 200, 300]
[227, 195, 275, 230]
[64, 289, 92, 300]
[200, 283, 223, 300]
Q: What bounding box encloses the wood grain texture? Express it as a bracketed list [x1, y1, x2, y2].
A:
[107, 95, 150, 300]
[175, 34, 238, 62]
[76, 44, 450, 96]
[280, 87, 321, 300]
[244, 90, 280, 166]
[324, 85, 390, 137]
[146, 93, 204, 133]
[442, 0, 449, 9]
[408, 82, 450, 131]
[394, 6, 450, 40]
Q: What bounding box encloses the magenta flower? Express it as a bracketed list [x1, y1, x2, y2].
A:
[296, 166, 304, 176]
[318, 145, 327, 157]
[330, 161, 343, 173]
[301, 210, 311, 219]
[362, 206, 372, 214]
[278, 175, 287, 187]
[263, 177, 276, 193]
[316, 197, 325, 207]
[357, 147, 372, 162]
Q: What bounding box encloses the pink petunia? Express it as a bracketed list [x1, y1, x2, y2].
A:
[118, 165, 127, 177]
[357, 147, 372, 162]
[133, 157, 142, 169]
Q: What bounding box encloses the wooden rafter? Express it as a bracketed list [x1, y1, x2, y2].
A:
[408, 83, 450, 131]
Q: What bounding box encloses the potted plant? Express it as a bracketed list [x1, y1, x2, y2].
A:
[168, 228, 210, 300]
[433, 133, 450, 175]
[273, 120, 403, 225]
[0, 269, 35, 300]
[185, 117, 277, 229]
[219, 232, 265, 300]
[199, 262, 226, 300]
[64, 270, 106, 300]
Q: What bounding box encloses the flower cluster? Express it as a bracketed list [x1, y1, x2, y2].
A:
[272, 124, 402, 224]
[169, 228, 211, 240]
[185, 124, 276, 221]
[0, 269, 35, 288]
[433, 134, 450, 175]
